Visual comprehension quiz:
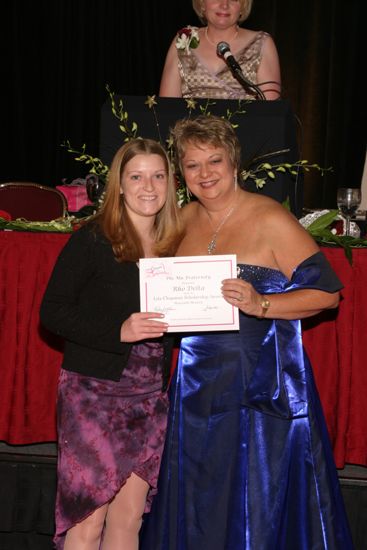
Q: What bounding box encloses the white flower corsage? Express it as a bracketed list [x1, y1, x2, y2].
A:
[175, 26, 200, 54]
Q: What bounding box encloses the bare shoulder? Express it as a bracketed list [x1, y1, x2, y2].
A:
[262, 32, 279, 54]
[256, 196, 311, 239]
[242, 193, 319, 275]
[166, 36, 179, 57]
[265, 199, 319, 272]
[239, 28, 274, 45]
[237, 27, 258, 46]
[239, 27, 257, 39]
[242, 191, 285, 219]
[237, 191, 289, 232]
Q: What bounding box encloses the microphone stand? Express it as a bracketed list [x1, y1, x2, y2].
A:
[216, 42, 267, 100]
[231, 67, 266, 101]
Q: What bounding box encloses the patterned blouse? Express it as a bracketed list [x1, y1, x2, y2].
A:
[177, 28, 269, 100]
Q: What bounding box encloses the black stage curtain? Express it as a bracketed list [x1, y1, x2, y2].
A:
[0, 459, 56, 549]
[2, 0, 365, 209]
[0, 459, 365, 550]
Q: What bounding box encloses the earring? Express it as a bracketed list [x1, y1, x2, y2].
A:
[234, 173, 238, 191]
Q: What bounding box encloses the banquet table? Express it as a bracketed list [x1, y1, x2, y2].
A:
[302, 247, 367, 468]
[0, 231, 366, 468]
[0, 231, 70, 444]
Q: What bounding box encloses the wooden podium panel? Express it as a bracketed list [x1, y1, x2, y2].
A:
[100, 96, 303, 216]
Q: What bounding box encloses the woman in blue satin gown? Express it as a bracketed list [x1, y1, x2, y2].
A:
[140, 115, 354, 549]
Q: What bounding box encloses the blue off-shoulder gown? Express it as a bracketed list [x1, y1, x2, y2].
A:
[140, 252, 354, 550]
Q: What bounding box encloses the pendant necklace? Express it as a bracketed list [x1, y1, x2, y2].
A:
[205, 26, 239, 48]
[205, 203, 237, 255]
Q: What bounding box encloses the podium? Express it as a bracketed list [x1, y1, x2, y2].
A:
[100, 96, 303, 216]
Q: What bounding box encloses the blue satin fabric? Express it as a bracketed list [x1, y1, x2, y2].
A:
[141, 252, 353, 550]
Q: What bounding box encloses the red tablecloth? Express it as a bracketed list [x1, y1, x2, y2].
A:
[0, 233, 366, 467]
[0, 231, 70, 444]
[302, 247, 367, 468]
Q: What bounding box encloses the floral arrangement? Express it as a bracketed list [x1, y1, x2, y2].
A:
[43, 86, 365, 259]
[0, 210, 11, 221]
[175, 26, 200, 54]
[2, 89, 365, 259]
[62, 89, 329, 208]
[300, 209, 367, 264]
[2, 87, 364, 252]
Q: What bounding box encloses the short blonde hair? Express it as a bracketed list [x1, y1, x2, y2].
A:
[192, 0, 253, 24]
[171, 115, 242, 174]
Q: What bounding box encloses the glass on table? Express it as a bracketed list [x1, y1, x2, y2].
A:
[336, 188, 361, 236]
[86, 174, 105, 202]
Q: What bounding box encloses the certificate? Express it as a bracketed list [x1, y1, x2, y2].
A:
[139, 254, 239, 332]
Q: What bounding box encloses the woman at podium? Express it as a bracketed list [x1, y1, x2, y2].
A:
[159, 0, 281, 100]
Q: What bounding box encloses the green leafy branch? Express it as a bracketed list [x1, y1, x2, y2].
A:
[224, 100, 249, 127]
[61, 90, 333, 213]
[242, 159, 333, 190]
[198, 99, 217, 117]
[144, 95, 163, 144]
[61, 85, 140, 186]
[185, 98, 248, 128]
[61, 141, 109, 182]
[106, 84, 138, 141]
[0, 217, 74, 233]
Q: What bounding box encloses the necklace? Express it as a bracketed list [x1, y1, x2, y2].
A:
[204, 204, 237, 255]
[205, 26, 239, 48]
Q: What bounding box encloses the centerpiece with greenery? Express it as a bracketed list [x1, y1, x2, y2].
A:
[2, 86, 365, 262]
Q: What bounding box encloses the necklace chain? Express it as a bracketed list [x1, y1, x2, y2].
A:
[205, 26, 239, 48]
[205, 204, 236, 255]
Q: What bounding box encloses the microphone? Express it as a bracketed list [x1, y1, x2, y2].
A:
[216, 42, 243, 76]
[216, 41, 266, 100]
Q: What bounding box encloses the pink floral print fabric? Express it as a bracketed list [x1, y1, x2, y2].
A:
[54, 342, 168, 549]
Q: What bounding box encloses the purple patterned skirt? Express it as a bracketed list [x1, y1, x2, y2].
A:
[54, 342, 169, 549]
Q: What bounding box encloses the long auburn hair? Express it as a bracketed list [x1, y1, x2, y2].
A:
[94, 138, 183, 262]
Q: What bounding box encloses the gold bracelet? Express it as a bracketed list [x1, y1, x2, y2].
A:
[258, 296, 270, 318]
